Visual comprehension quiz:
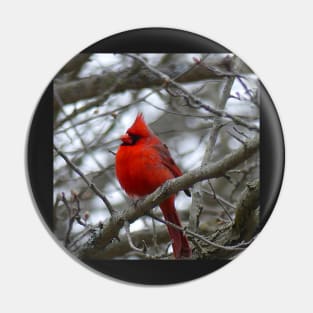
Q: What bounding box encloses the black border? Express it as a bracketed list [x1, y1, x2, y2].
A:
[27, 82, 53, 230]
[27, 28, 284, 285]
[83, 28, 230, 53]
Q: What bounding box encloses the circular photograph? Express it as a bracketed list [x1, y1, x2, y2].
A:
[28, 28, 284, 284]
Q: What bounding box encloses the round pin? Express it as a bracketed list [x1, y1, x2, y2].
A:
[27, 28, 284, 284]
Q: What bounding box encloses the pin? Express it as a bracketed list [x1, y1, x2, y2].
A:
[27, 28, 284, 284]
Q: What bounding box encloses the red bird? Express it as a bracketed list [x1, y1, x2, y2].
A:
[115, 114, 192, 259]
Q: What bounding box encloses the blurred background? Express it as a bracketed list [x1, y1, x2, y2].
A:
[53, 53, 259, 259]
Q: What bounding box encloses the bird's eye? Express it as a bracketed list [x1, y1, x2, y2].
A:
[129, 133, 141, 143]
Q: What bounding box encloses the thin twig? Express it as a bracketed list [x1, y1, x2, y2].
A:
[201, 189, 236, 210]
[124, 221, 148, 254]
[229, 161, 259, 201]
[62, 193, 75, 247]
[68, 225, 94, 250]
[55, 87, 163, 134]
[208, 180, 233, 222]
[125, 53, 259, 132]
[54, 145, 115, 216]
[54, 89, 106, 171]
[147, 213, 247, 251]
[190, 56, 239, 231]
[143, 99, 215, 120]
[237, 76, 254, 99]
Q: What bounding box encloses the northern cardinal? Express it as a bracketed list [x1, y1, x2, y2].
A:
[115, 114, 192, 259]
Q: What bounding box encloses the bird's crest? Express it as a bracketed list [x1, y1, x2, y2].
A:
[127, 113, 152, 137]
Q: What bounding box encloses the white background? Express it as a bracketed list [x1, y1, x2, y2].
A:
[1, 1, 312, 312]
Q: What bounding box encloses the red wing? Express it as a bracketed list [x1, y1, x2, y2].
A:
[154, 143, 183, 177]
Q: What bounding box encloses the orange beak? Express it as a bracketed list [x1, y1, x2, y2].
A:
[120, 133, 133, 145]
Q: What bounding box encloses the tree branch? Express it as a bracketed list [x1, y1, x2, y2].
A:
[57, 53, 90, 80]
[234, 180, 260, 241]
[189, 55, 241, 231]
[54, 56, 235, 105]
[53, 145, 115, 216]
[194, 179, 259, 259]
[80, 135, 259, 259]
[83, 226, 170, 259]
[126, 53, 259, 132]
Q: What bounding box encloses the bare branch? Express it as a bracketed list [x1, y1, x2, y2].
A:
[208, 180, 233, 222]
[147, 213, 246, 251]
[126, 53, 259, 132]
[61, 192, 75, 248]
[124, 221, 148, 254]
[53, 145, 115, 216]
[82, 226, 170, 259]
[190, 56, 240, 231]
[54, 56, 230, 105]
[54, 89, 105, 170]
[57, 53, 90, 79]
[201, 189, 236, 210]
[80, 135, 259, 259]
[234, 180, 260, 241]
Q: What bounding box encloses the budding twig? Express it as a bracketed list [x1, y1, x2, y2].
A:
[54, 145, 115, 216]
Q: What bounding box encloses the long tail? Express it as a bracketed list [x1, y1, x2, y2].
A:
[160, 196, 192, 259]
